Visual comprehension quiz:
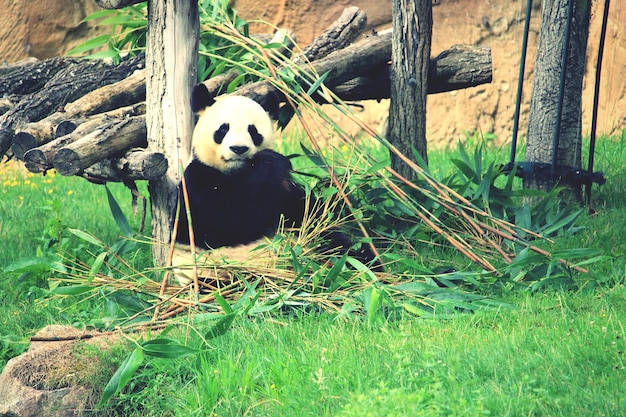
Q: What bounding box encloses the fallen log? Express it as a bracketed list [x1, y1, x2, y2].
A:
[0, 54, 145, 158]
[333, 44, 493, 100]
[12, 70, 146, 159]
[236, 30, 491, 104]
[0, 57, 78, 96]
[297, 6, 367, 64]
[16, 40, 490, 177]
[82, 149, 167, 183]
[53, 115, 146, 176]
[22, 103, 146, 173]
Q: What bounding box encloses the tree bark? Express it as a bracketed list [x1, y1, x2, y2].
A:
[333, 44, 491, 100]
[52, 115, 146, 176]
[297, 6, 367, 64]
[387, 0, 432, 178]
[0, 55, 144, 158]
[22, 105, 147, 173]
[524, 0, 591, 196]
[82, 149, 167, 183]
[146, 0, 199, 266]
[14, 98, 146, 161]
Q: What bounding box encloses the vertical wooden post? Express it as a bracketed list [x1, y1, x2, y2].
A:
[387, 0, 432, 179]
[524, 0, 590, 197]
[146, 0, 199, 265]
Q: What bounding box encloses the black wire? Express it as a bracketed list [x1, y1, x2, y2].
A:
[587, 0, 612, 205]
[509, 0, 534, 167]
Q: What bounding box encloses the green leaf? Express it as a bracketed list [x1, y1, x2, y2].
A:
[214, 293, 234, 314]
[88, 252, 108, 284]
[3, 257, 53, 274]
[51, 285, 94, 296]
[540, 209, 583, 236]
[325, 253, 349, 291]
[363, 287, 384, 326]
[80, 9, 118, 23]
[98, 346, 144, 406]
[205, 313, 236, 340]
[401, 302, 427, 317]
[346, 256, 377, 280]
[306, 70, 330, 96]
[141, 339, 198, 359]
[68, 228, 105, 248]
[105, 185, 134, 237]
[107, 292, 152, 314]
[66, 34, 112, 55]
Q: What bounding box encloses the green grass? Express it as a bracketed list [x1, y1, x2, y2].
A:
[1, 131, 626, 416]
[105, 289, 625, 416]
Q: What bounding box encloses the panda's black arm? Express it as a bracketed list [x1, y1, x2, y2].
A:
[172, 160, 224, 246]
[248, 149, 307, 225]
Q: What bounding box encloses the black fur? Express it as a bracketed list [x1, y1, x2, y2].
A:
[191, 84, 215, 112]
[175, 149, 305, 249]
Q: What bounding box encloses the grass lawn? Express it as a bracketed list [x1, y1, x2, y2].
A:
[1, 131, 625, 416]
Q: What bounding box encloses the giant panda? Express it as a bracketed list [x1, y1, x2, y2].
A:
[174, 84, 305, 251]
[171, 84, 379, 285]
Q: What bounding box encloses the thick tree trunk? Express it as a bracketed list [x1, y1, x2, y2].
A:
[146, 0, 199, 266]
[524, 0, 591, 196]
[387, 0, 432, 179]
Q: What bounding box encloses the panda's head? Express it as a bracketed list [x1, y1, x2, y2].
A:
[191, 84, 278, 173]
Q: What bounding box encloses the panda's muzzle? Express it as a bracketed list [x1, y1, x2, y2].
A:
[230, 145, 249, 155]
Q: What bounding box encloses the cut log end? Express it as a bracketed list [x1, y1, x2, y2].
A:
[12, 132, 38, 160]
[55, 120, 78, 138]
[54, 148, 82, 176]
[23, 148, 49, 173]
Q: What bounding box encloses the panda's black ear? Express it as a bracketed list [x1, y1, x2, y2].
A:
[191, 83, 216, 113]
[260, 90, 281, 121]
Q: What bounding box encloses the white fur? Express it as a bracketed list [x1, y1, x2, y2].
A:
[191, 95, 275, 172]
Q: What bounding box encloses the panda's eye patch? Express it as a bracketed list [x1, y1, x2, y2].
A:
[214, 123, 229, 144]
[248, 125, 264, 146]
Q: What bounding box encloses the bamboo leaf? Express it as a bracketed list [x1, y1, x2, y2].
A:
[66, 35, 112, 55]
[540, 209, 583, 236]
[215, 293, 234, 314]
[141, 339, 198, 359]
[51, 285, 94, 296]
[88, 252, 108, 284]
[68, 228, 105, 248]
[98, 347, 144, 406]
[363, 287, 384, 326]
[306, 70, 330, 96]
[105, 185, 134, 238]
[205, 313, 236, 340]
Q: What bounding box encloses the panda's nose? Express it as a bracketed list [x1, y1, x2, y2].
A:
[230, 146, 249, 155]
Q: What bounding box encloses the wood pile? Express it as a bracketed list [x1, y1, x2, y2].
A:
[0, 7, 492, 184]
